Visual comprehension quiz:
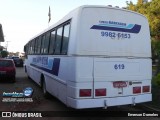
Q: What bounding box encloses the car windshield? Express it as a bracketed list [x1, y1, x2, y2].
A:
[0, 60, 13, 67]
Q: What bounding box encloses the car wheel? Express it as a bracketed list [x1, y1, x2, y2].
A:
[11, 76, 16, 83]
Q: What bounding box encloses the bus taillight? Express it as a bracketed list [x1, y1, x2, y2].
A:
[95, 88, 106, 96]
[143, 86, 150, 93]
[79, 89, 91, 97]
[133, 86, 141, 94]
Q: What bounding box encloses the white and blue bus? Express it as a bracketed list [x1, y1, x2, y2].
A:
[24, 5, 152, 109]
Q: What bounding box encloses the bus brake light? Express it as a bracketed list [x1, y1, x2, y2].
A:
[95, 88, 106, 96]
[133, 86, 141, 94]
[143, 86, 150, 93]
[79, 89, 91, 97]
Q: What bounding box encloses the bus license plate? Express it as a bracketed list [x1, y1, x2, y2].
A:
[113, 81, 127, 88]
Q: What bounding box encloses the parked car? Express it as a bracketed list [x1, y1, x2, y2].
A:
[13, 58, 23, 67]
[0, 59, 16, 82]
[11, 57, 23, 67]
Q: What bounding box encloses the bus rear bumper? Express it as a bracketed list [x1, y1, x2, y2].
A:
[67, 94, 152, 109]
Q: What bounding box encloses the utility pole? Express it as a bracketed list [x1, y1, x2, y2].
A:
[6, 41, 10, 51]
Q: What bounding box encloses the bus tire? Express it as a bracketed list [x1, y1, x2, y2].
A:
[42, 78, 50, 98]
[28, 76, 31, 80]
[11, 76, 16, 83]
[25, 66, 31, 79]
[25, 66, 27, 73]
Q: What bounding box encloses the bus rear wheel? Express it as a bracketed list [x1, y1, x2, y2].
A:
[42, 78, 50, 98]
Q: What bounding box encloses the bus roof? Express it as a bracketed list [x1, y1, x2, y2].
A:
[27, 5, 146, 43]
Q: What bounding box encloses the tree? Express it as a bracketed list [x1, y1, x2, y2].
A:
[137, 0, 143, 4]
[1, 50, 8, 58]
[126, 0, 160, 37]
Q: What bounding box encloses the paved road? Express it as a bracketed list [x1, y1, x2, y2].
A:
[0, 67, 159, 120]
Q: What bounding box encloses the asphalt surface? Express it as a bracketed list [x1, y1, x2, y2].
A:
[0, 67, 159, 120]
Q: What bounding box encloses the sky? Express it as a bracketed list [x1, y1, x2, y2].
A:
[0, 0, 138, 53]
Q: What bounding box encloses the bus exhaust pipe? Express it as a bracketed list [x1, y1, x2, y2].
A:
[132, 97, 136, 106]
[104, 100, 108, 109]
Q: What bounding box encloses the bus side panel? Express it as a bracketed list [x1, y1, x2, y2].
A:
[25, 56, 78, 105]
[25, 56, 41, 86]
[41, 56, 82, 105]
[44, 57, 77, 105]
[45, 74, 67, 105]
[75, 57, 93, 82]
[66, 57, 94, 99]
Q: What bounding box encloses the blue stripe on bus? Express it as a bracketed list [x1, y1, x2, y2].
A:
[30, 58, 60, 76]
[52, 58, 60, 76]
[98, 24, 134, 29]
[90, 24, 141, 33]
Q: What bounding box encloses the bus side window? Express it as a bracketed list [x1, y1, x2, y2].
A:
[32, 39, 36, 54]
[44, 32, 50, 54]
[24, 45, 28, 58]
[49, 30, 56, 54]
[30, 40, 33, 54]
[28, 41, 31, 54]
[54, 27, 63, 55]
[41, 35, 46, 54]
[61, 24, 70, 55]
[34, 38, 38, 54]
[37, 37, 41, 54]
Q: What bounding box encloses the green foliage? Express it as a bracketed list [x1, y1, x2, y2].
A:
[126, 0, 160, 37]
[1, 50, 9, 58]
[152, 73, 160, 86]
[152, 40, 160, 60]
